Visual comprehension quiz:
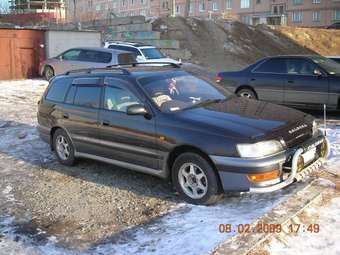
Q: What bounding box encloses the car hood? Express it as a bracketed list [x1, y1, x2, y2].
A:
[176, 97, 313, 145]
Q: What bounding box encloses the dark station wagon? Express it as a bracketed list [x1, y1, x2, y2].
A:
[38, 64, 329, 205]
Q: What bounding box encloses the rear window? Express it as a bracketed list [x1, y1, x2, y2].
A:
[118, 53, 136, 65]
[253, 58, 286, 74]
[74, 86, 101, 108]
[45, 78, 73, 102]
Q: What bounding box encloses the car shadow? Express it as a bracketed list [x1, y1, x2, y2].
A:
[0, 119, 178, 203]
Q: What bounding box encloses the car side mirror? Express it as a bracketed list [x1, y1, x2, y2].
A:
[136, 55, 144, 62]
[127, 104, 149, 117]
[314, 69, 323, 77]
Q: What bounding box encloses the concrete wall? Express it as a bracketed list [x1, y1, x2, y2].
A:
[45, 30, 102, 58]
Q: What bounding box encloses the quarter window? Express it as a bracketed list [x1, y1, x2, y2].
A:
[78, 50, 112, 63]
[104, 86, 140, 112]
[74, 86, 101, 108]
[253, 59, 286, 73]
[46, 78, 73, 102]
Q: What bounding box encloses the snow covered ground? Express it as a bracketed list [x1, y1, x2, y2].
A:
[0, 80, 339, 255]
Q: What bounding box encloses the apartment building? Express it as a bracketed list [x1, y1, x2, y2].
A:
[65, 0, 340, 27]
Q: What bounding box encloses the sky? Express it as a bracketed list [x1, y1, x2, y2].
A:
[0, 0, 9, 12]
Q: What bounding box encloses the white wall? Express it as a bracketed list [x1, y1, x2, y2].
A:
[45, 31, 102, 58]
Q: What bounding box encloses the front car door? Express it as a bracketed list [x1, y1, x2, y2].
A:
[283, 58, 329, 109]
[61, 77, 103, 155]
[249, 58, 286, 104]
[98, 77, 160, 171]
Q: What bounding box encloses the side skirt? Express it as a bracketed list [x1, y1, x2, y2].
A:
[74, 152, 168, 178]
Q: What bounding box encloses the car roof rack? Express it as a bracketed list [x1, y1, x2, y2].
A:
[65, 67, 130, 75]
[106, 62, 181, 68]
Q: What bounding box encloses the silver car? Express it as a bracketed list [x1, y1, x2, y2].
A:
[39, 47, 136, 80]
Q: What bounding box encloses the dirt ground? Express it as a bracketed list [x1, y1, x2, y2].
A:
[153, 17, 340, 72]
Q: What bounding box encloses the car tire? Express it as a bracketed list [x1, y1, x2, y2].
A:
[237, 88, 257, 99]
[44, 66, 54, 81]
[172, 152, 221, 205]
[53, 129, 76, 166]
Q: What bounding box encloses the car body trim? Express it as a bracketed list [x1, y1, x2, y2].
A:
[74, 152, 167, 178]
[71, 134, 160, 157]
[210, 152, 286, 172]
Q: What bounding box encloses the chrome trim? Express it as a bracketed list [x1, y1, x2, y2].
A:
[210, 151, 286, 169]
[72, 135, 159, 157]
[74, 152, 168, 178]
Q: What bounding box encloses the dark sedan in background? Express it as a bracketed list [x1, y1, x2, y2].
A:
[216, 55, 340, 110]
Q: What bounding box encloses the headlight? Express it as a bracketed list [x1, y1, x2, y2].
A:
[312, 120, 318, 136]
[237, 140, 283, 158]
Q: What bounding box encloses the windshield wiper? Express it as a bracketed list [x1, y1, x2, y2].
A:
[187, 99, 222, 110]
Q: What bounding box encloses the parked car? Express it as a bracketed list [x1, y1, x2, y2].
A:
[327, 22, 340, 29]
[216, 55, 340, 110]
[326, 56, 340, 65]
[39, 47, 136, 80]
[37, 64, 329, 205]
[104, 41, 181, 65]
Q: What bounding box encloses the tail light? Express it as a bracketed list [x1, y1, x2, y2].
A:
[215, 75, 222, 83]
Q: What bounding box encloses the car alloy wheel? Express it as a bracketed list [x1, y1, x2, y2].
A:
[178, 162, 208, 199]
[56, 135, 70, 161]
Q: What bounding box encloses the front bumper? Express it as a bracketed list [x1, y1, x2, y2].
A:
[211, 135, 330, 193]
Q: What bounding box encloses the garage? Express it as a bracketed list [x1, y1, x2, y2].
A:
[0, 29, 44, 80]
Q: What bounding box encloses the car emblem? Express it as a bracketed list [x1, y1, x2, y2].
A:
[288, 124, 308, 134]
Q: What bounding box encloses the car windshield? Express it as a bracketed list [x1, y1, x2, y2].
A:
[310, 56, 340, 75]
[138, 72, 228, 112]
[140, 48, 165, 59]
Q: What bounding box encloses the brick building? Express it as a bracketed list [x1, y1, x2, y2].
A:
[65, 0, 340, 27]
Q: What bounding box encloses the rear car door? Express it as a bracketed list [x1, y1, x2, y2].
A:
[76, 49, 113, 69]
[249, 58, 286, 104]
[284, 58, 329, 108]
[98, 77, 159, 170]
[61, 77, 103, 155]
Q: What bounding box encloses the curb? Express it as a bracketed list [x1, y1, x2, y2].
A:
[211, 179, 328, 255]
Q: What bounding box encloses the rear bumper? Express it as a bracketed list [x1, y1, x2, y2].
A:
[211, 135, 329, 193]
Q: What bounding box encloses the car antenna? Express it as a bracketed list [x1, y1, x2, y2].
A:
[323, 104, 327, 136]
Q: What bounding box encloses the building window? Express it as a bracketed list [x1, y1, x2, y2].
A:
[292, 0, 303, 5]
[140, 9, 146, 16]
[312, 11, 320, 21]
[122, 0, 126, 6]
[334, 10, 340, 20]
[292, 11, 303, 22]
[226, 0, 232, 9]
[312, 0, 320, 3]
[199, 2, 205, 11]
[189, 3, 193, 13]
[95, 4, 101, 11]
[131, 0, 134, 5]
[240, 0, 250, 9]
[241, 15, 250, 24]
[212, 2, 219, 11]
[176, 4, 181, 14]
[256, 0, 261, 4]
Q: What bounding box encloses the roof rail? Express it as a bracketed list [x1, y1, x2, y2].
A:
[64, 67, 130, 75]
[106, 62, 181, 68]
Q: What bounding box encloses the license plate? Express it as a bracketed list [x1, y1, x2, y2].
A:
[302, 147, 316, 165]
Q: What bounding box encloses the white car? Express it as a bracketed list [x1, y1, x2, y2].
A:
[103, 41, 181, 65]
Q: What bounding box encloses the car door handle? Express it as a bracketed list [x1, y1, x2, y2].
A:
[102, 120, 110, 126]
[287, 80, 294, 84]
[63, 113, 69, 119]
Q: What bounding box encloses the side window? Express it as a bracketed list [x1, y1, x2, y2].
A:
[78, 50, 112, 63]
[286, 59, 317, 75]
[104, 86, 140, 112]
[65, 85, 76, 104]
[45, 78, 73, 102]
[62, 50, 82, 61]
[74, 86, 101, 108]
[253, 59, 287, 74]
